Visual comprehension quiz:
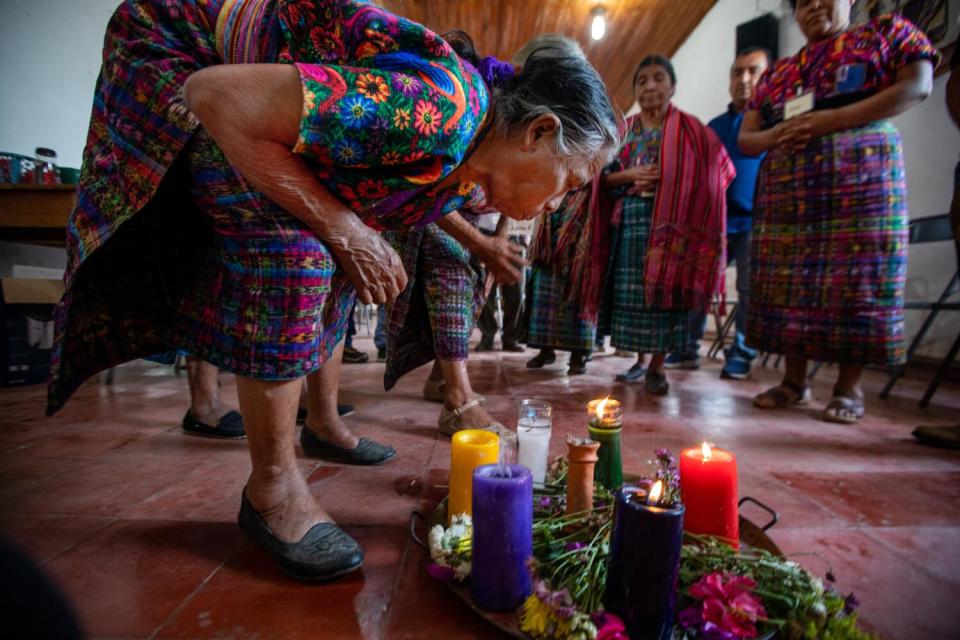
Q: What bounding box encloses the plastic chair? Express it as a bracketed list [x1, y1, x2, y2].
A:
[879, 213, 960, 407]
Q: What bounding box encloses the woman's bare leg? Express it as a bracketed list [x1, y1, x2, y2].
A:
[302, 340, 360, 449]
[186, 357, 231, 424]
[440, 358, 497, 429]
[237, 375, 332, 543]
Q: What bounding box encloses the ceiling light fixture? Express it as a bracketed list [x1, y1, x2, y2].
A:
[590, 6, 607, 41]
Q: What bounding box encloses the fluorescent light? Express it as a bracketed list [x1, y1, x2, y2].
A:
[591, 11, 606, 41]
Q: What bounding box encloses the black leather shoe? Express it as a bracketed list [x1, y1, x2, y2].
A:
[526, 350, 557, 368]
[300, 428, 396, 465]
[502, 342, 525, 353]
[296, 404, 355, 423]
[182, 410, 245, 439]
[475, 340, 495, 352]
[238, 492, 363, 582]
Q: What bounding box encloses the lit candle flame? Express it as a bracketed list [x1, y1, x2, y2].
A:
[648, 480, 663, 505]
[701, 442, 712, 461]
[595, 396, 610, 421]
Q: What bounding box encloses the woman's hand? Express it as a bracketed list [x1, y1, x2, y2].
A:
[327, 223, 408, 304]
[627, 165, 660, 195]
[774, 110, 838, 150]
[474, 235, 525, 285]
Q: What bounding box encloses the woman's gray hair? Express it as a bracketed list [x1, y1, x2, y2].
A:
[498, 36, 621, 160]
[444, 31, 622, 160]
[512, 34, 585, 64]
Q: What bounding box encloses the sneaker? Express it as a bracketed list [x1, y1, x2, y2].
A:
[664, 353, 700, 370]
[377, 347, 386, 362]
[720, 357, 751, 380]
[342, 346, 369, 364]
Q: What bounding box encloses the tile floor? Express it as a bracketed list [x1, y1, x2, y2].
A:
[1, 335, 958, 639]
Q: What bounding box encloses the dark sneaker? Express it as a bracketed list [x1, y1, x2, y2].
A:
[664, 353, 699, 370]
[721, 358, 751, 380]
[342, 346, 369, 364]
[645, 371, 670, 395]
[376, 347, 386, 362]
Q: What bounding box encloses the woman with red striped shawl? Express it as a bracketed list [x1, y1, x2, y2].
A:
[600, 55, 734, 394]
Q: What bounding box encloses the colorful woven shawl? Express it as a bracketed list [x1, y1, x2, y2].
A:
[645, 104, 734, 313]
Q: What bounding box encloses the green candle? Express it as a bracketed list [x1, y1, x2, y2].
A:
[587, 398, 623, 490]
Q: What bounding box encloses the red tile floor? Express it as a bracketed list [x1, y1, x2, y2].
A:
[1, 335, 959, 639]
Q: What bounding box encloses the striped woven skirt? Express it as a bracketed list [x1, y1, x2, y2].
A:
[527, 266, 596, 352]
[747, 121, 908, 366]
[609, 197, 690, 354]
[46, 0, 352, 413]
[382, 224, 484, 390]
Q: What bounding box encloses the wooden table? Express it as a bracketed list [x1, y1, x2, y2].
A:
[0, 184, 76, 245]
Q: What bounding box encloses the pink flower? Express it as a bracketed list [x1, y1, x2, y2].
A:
[680, 573, 767, 639]
[591, 612, 628, 640]
[426, 563, 455, 582]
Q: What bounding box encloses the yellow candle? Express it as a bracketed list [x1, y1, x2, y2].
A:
[448, 429, 500, 523]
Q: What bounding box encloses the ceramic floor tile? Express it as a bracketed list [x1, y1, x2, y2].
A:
[153, 526, 406, 640]
[43, 519, 245, 638]
[1, 337, 958, 639]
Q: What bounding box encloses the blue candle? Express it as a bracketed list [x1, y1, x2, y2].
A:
[470, 464, 533, 611]
[604, 483, 685, 640]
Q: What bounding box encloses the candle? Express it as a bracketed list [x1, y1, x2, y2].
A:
[448, 429, 500, 524]
[516, 399, 552, 483]
[604, 482, 685, 640]
[679, 442, 739, 546]
[470, 464, 534, 611]
[565, 436, 600, 515]
[587, 398, 623, 490]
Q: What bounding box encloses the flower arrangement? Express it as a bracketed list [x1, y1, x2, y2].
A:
[677, 534, 874, 640]
[426, 449, 874, 640]
[427, 513, 472, 582]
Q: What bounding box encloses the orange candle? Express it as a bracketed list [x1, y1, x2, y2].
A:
[678, 443, 739, 547]
[448, 430, 499, 524]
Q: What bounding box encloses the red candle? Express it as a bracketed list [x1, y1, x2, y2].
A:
[679, 443, 739, 547]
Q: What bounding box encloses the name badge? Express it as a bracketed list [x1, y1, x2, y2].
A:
[784, 91, 815, 120]
[836, 63, 867, 94]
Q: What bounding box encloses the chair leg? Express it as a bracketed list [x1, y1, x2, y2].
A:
[879, 364, 904, 399]
[708, 303, 737, 360]
[920, 329, 960, 409]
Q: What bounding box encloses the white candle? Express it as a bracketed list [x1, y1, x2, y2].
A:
[517, 417, 551, 483]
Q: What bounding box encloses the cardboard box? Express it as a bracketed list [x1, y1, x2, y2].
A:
[1, 278, 63, 387]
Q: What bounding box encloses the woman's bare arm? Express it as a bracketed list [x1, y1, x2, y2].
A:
[740, 60, 934, 154]
[183, 63, 406, 304]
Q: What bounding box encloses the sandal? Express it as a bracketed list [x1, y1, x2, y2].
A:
[644, 371, 670, 395]
[822, 392, 865, 424]
[438, 397, 504, 437]
[615, 364, 646, 383]
[754, 382, 810, 409]
[422, 378, 445, 403]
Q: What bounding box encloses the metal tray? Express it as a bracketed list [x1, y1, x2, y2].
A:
[410, 495, 781, 639]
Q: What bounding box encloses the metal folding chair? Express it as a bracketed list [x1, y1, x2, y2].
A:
[879, 214, 959, 407]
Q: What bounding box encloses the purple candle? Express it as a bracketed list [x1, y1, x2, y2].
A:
[470, 464, 533, 611]
[604, 483, 685, 640]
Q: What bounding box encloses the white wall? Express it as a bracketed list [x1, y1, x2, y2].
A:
[672, 0, 959, 360]
[0, 0, 120, 169]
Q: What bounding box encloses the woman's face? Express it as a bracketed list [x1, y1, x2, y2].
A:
[482, 115, 603, 221]
[633, 64, 675, 113]
[794, 0, 853, 42]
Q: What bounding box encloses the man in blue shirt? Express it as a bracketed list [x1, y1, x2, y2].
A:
[665, 47, 770, 379]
